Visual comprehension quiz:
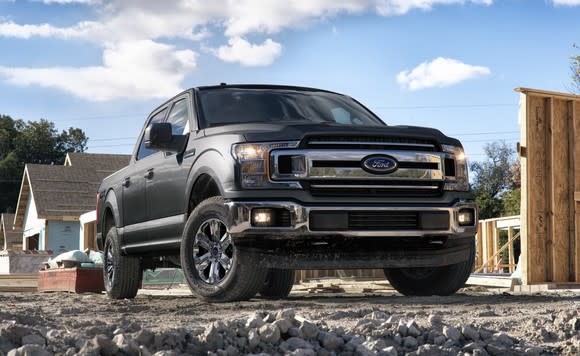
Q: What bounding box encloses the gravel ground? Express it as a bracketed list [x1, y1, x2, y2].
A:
[0, 286, 579, 355]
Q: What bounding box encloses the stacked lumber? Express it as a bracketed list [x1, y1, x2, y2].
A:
[0, 273, 38, 292]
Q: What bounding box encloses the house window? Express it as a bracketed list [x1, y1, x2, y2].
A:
[26, 234, 39, 250]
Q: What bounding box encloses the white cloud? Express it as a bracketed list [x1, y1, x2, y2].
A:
[38, 0, 101, 4]
[215, 37, 282, 67]
[397, 57, 490, 90]
[0, 40, 196, 101]
[551, 0, 580, 5]
[375, 0, 492, 15]
[0, 0, 494, 100]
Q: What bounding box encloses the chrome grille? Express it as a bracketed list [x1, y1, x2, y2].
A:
[270, 140, 445, 198]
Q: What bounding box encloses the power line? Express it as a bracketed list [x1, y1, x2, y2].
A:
[449, 131, 519, 136]
[372, 103, 516, 110]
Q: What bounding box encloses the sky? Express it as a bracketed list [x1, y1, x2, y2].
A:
[0, 0, 580, 162]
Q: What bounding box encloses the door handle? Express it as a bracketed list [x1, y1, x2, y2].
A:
[144, 169, 154, 179]
[123, 177, 130, 187]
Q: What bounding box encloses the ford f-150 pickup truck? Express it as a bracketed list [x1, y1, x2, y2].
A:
[96, 84, 477, 302]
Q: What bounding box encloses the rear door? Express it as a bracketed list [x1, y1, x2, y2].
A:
[121, 107, 168, 245]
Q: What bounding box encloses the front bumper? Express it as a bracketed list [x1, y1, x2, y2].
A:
[226, 200, 477, 239]
[226, 200, 477, 269]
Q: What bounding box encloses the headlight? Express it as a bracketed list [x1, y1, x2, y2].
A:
[442, 144, 469, 192]
[232, 141, 299, 188]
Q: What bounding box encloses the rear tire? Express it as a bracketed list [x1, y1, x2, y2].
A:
[180, 197, 266, 302]
[103, 226, 141, 299]
[383, 238, 475, 296]
[259, 269, 295, 299]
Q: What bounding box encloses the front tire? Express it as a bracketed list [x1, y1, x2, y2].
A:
[180, 197, 266, 302]
[103, 226, 141, 299]
[259, 269, 295, 299]
[383, 238, 475, 296]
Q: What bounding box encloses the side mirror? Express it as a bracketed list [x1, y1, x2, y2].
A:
[144, 122, 187, 153]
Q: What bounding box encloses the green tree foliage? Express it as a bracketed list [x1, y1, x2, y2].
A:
[571, 44, 580, 94]
[469, 141, 521, 219]
[0, 115, 88, 213]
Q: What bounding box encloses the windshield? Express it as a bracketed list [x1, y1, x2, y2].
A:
[197, 88, 385, 129]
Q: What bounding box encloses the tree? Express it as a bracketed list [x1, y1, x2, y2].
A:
[469, 140, 520, 219]
[571, 43, 580, 94]
[0, 115, 88, 213]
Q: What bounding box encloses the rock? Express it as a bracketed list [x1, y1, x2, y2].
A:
[205, 324, 225, 350]
[113, 328, 124, 335]
[463, 341, 486, 353]
[524, 346, 543, 355]
[113, 334, 139, 355]
[403, 336, 418, 349]
[287, 327, 302, 338]
[92, 334, 118, 356]
[407, 320, 422, 337]
[486, 343, 509, 356]
[225, 345, 239, 356]
[21, 334, 45, 346]
[382, 346, 398, 356]
[273, 318, 292, 334]
[479, 329, 493, 341]
[443, 326, 462, 343]
[45, 329, 59, 342]
[134, 329, 155, 347]
[248, 329, 260, 349]
[277, 308, 296, 321]
[318, 331, 343, 351]
[258, 323, 280, 344]
[364, 311, 389, 320]
[416, 344, 443, 356]
[152, 351, 179, 356]
[246, 315, 265, 329]
[473, 349, 490, 356]
[434, 335, 446, 345]
[262, 313, 275, 323]
[397, 320, 408, 336]
[288, 349, 316, 356]
[8, 344, 51, 356]
[299, 320, 319, 340]
[355, 343, 376, 356]
[493, 332, 514, 347]
[140, 345, 152, 356]
[428, 314, 443, 326]
[285, 337, 313, 351]
[462, 325, 480, 341]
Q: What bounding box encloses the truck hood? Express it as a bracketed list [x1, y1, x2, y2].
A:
[205, 122, 461, 147]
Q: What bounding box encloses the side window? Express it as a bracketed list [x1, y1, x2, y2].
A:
[136, 108, 168, 161]
[166, 98, 190, 135]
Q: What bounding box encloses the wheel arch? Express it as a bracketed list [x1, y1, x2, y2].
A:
[186, 169, 223, 217]
[98, 189, 121, 250]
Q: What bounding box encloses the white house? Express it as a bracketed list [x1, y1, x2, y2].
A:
[13, 153, 130, 254]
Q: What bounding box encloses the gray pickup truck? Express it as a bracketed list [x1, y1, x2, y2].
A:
[96, 84, 477, 302]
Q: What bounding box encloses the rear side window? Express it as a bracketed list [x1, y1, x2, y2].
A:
[136, 108, 168, 161]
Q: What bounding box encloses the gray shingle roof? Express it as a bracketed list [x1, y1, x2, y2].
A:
[0, 213, 22, 250]
[14, 153, 131, 227]
[65, 152, 131, 172]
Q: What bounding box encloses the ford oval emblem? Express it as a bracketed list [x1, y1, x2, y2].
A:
[361, 155, 398, 174]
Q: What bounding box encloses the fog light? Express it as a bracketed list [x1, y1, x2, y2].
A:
[458, 209, 475, 226]
[252, 208, 274, 227]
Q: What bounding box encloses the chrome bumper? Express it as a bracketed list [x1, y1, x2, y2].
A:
[226, 200, 477, 238]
